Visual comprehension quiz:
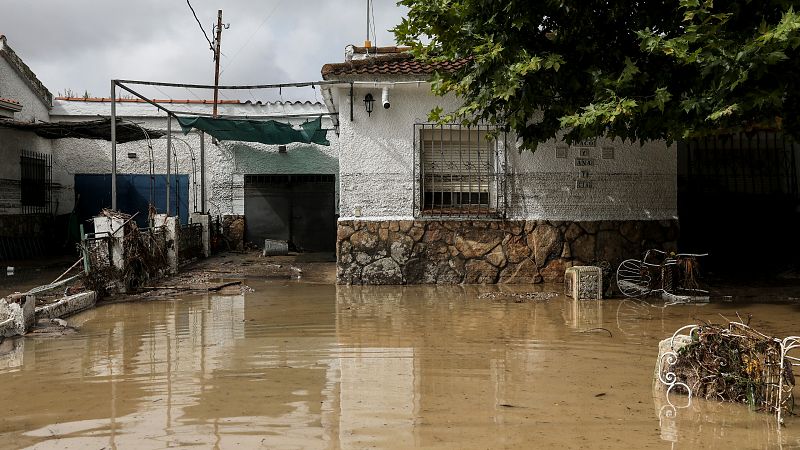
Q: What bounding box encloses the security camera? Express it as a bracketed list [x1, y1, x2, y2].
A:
[381, 87, 390, 109]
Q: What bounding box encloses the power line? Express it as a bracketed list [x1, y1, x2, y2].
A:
[186, 0, 215, 53]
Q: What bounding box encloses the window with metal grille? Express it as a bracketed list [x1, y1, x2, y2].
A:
[20, 150, 51, 213]
[415, 124, 506, 216]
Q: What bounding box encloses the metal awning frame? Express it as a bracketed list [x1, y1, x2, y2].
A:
[110, 78, 352, 213]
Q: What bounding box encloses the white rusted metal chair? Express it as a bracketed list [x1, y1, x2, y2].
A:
[616, 249, 708, 300]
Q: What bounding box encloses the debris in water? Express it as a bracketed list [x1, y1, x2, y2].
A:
[657, 318, 800, 423]
[580, 327, 613, 337]
[478, 291, 559, 302]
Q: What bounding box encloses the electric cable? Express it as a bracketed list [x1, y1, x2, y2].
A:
[186, 0, 215, 53]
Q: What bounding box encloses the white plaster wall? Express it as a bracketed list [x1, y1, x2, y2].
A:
[334, 84, 677, 221]
[504, 137, 676, 221]
[0, 47, 54, 214]
[50, 100, 339, 218]
[0, 57, 49, 122]
[335, 84, 459, 219]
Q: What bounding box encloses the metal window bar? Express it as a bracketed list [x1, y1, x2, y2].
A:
[684, 131, 798, 199]
[20, 150, 52, 215]
[415, 123, 505, 217]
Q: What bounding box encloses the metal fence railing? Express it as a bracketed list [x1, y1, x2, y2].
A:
[413, 123, 507, 218]
[682, 131, 799, 198]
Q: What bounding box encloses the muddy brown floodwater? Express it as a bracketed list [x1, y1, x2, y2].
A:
[0, 281, 799, 449]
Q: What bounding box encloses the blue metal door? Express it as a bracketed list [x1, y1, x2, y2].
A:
[74, 174, 189, 229]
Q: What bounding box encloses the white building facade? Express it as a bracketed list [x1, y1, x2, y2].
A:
[50, 98, 340, 251]
[323, 47, 679, 284]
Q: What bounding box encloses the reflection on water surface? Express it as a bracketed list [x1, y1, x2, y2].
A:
[0, 282, 798, 449]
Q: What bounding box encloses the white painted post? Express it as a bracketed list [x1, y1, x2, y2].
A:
[153, 213, 179, 274]
[93, 215, 127, 273]
[165, 216, 179, 274]
[190, 212, 211, 258]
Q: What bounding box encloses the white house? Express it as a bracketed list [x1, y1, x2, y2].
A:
[0, 35, 341, 255]
[49, 98, 340, 252]
[322, 46, 679, 284]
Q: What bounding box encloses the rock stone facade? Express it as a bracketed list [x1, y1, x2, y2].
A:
[337, 219, 678, 285]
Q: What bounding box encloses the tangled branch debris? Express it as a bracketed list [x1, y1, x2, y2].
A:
[670, 318, 796, 417]
[83, 209, 171, 296]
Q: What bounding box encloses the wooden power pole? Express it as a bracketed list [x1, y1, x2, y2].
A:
[213, 9, 223, 118]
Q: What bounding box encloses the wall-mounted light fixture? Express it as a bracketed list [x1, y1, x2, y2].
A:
[364, 93, 375, 116]
[127, 152, 137, 159]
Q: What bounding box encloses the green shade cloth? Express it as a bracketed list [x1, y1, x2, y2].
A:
[176, 116, 330, 146]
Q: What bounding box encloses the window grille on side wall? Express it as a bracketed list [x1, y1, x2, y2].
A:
[414, 123, 507, 218]
[20, 150, 52, 214]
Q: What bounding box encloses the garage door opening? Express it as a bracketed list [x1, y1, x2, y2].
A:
[244, 174, 337, 252]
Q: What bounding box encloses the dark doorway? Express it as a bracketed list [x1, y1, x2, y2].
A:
[678, 132, 800, 274]
[244, 174, 336, 252]
[74, 174, 190, 230]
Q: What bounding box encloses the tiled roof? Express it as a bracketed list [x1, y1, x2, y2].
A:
[321, 53, 468, 79]
[51, 98, 328, 118]
[0, 97, 22, 112]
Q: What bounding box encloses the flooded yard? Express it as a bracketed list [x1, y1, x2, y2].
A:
[1, 280, 799, 449]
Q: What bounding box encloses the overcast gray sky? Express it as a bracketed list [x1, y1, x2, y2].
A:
[0, 0, 406, 101]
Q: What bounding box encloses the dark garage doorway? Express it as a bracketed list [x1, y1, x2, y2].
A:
[244, 174, 337, 252]
[678, 132, 800, 275]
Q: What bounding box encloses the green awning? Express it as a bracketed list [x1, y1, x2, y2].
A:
[176, 116, 330, 146]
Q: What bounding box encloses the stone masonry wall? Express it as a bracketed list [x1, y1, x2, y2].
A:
[337, 219, 678, 285]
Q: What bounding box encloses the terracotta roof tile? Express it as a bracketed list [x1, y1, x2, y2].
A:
[0, 97, 21, 105]
[322, 53, 468, 79]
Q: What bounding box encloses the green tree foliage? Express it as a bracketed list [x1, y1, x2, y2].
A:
[393, 0, 800, 150]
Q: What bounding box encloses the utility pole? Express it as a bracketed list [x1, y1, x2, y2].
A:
[213, 9, 223, 118]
